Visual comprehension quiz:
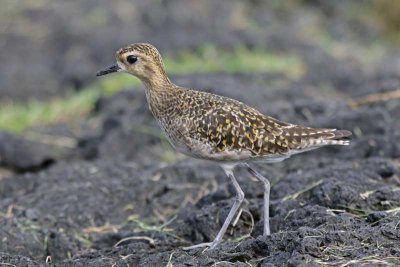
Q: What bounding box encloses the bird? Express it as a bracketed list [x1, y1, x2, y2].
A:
[96, 43, 351, 250]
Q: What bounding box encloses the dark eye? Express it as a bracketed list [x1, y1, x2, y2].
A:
[126, 55, 137, 64]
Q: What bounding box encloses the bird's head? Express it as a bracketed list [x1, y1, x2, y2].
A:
[96, 43, 169, 86]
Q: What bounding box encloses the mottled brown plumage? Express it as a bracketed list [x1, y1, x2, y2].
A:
[96, 43, 352, 249]
[154, 87, 351, 162]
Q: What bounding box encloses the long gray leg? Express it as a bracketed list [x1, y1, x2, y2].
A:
[182, 164, 244, 250]
[246, 164, 271, 236]
[208, 164, 245, 249]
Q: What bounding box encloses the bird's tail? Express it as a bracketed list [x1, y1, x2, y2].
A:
[284, 127, 352, 150]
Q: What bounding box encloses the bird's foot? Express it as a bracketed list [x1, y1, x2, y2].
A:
[182, 240, 220, 251]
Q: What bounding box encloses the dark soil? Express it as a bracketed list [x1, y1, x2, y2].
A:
[1, 68, 399, 265]
[1, 1, 400, 266]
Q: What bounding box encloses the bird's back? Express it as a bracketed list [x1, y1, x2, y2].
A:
[155, 87, 351, 162]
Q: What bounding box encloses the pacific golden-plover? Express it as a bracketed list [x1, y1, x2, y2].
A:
[96, 43, 351, 249]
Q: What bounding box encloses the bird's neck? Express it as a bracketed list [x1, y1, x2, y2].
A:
[141, 73, 172, 92]
[141, 74, 177, 118]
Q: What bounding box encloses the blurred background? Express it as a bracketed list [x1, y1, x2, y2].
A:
[1, 1, 400, 265]
[0, 0, 399, 132]
[1, 0, 400, 173]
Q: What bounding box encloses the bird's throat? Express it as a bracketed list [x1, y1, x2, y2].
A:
[142, 78, 177, 118]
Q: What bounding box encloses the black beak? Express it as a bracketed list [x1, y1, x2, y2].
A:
[96, 64, 121, 76]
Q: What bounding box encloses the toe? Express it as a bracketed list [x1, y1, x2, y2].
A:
[181, 242, 212, 250]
